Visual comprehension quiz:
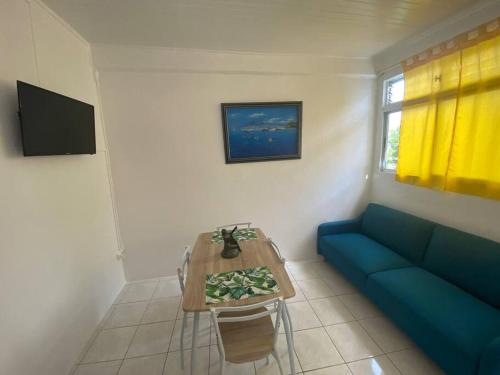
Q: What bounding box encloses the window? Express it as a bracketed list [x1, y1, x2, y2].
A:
[380, 74, 404, 171]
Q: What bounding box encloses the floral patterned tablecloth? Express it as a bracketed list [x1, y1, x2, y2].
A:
[205, 266, 279, 304]
[211, 228, 258, 244]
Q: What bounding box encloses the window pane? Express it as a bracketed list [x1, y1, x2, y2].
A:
[383, 111, 401, 170]
[385, 77, 404, 104]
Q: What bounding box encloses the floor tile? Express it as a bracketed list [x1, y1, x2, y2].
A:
[338, 294, 380, 320]
[142, 297, 181, 324]
[164, 347, 210, 375]
[288, 281, 307, 303]
[321, 278, 357, 297]
[119, 354, 166, 375]
[118, 281, 158, 303]
[153, 279, 181, 299]
[309, 297, 355, 326]
[293, 328, 343, 371]
[348, 355, 400, 375]
[359, 317, 413, 353]
[304, 364, 351, 375]
[297, 279, 335, 300]
[104, 302, 149, 329]
[73, 273, 445, 375]
[254, 334, 302, 375]
[388, 349, 445, 375]
[325, 321, 383, 362]
[82, 327, 136, 363]
[75, 329, 102, 365]
[74, 361, 122, 375]
[311, 262, 339, 279]
[320, 271, 358, 296]
[287, 262, 322, 281]
[209, 345, 255, 375]
[172, 316, 211, 351]
[98, 309, 115, 330]
[126, 321, 175, 358]
[279, 301, 322, 332]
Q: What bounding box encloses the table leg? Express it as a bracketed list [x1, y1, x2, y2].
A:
[190, 311, 200, 375]
[282, 302, 296, 375]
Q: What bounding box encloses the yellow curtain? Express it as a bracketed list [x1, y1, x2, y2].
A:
[396, 22, 500, 200]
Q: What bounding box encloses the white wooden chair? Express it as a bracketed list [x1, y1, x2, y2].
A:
[267, 237, 285, 264]
[176, 245, 191, 368]
[267, 238, 294, 342]
[210, 298, 288, 375]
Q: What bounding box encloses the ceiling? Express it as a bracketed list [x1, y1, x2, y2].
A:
[43, 0, 480, 58]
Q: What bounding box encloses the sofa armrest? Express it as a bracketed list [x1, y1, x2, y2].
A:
[317, 218, 361, 254]
[479, 336, 500, 375]
[318, 219, 361, 237]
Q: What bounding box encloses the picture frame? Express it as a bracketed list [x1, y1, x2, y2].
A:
[221, 101, 302, 164]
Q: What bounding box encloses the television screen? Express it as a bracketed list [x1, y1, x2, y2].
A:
[17, 81, 96, 156]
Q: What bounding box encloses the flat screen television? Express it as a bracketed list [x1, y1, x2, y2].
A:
[17, 81, 96, 156]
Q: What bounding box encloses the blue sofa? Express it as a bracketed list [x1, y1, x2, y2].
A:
[317, 203, 500, 375]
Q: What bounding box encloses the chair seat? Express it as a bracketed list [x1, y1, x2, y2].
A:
[218, 307, 275, 363]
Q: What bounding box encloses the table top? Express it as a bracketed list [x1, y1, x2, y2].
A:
[182, 228, 295, 312]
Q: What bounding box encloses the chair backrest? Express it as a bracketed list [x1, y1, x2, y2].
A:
[177, 246, 191, 295]
[210, 297, 284, 363]
[267, 237, 285, 264]
[216, 222, 252, 231]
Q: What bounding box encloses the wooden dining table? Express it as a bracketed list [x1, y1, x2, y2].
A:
[183, 228, 296, 375]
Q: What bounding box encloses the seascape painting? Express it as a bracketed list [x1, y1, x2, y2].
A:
[221, 102, 302, 163]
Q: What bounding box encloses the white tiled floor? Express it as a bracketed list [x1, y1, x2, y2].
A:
[72, 260, 446, 375]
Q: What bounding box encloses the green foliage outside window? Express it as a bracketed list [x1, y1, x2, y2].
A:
[385, 126, 400, 170]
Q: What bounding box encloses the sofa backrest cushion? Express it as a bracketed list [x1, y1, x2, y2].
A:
[423, 225, 500, 309]
[361, 203, 435, 264]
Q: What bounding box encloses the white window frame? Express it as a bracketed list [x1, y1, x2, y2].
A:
[379, 73, 404, 172]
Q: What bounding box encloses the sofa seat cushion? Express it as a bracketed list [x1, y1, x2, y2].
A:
[319, 233, 412, 287]
[366, 267, 500, 375]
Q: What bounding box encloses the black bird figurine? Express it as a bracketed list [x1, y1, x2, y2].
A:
[220, 226, 242, 259]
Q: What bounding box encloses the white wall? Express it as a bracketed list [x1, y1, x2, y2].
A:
[93, 45, 376, 280]
[0, 1, 125, 374]
[369, 1, 500, 243]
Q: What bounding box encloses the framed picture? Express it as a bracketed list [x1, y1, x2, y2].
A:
[221, 101, 302, 163]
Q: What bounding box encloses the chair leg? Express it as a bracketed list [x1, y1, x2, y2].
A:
[191, 312, 200, 375]
[284, 304, 294, 343]
[272, 351, 285, 375]
[180, 312, 187, 369]
[266, 355, 271, 366]
[214, 341, 225, 375]
[219, 355, 225, 375]
[282, 305, 296, 375]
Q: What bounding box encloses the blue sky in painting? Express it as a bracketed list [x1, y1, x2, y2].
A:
[226, 105, 298, 130]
